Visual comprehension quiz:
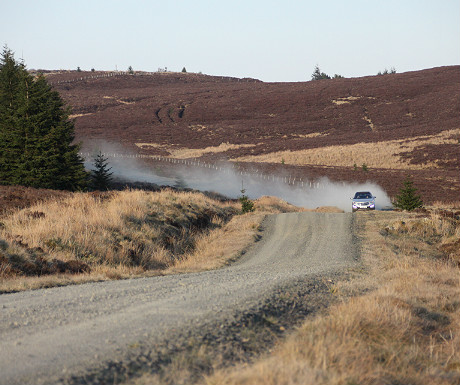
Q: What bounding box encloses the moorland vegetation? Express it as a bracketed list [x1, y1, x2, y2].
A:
[43, 64, 460, 203]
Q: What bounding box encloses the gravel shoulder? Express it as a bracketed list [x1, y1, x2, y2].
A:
[0, 212, 358, 385]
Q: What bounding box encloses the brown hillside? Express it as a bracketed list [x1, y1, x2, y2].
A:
[46, 67, 460, 203]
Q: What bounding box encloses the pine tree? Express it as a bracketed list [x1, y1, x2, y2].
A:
[311, 65, 331, 81]
[0, 46, 88, 190]
[393, 176, 423, 211]
[239, 182, 255, 213]
[0, 46, 25, 183]
[90, 151, 113, 190]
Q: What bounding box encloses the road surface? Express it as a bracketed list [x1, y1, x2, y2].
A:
[0, 212, 357, 384]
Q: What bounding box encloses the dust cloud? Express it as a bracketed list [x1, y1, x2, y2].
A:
[82, 141, 392, 212]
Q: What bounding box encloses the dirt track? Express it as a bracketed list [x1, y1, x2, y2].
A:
[0, 212, 357, 385]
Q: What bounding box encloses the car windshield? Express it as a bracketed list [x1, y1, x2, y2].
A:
[354, 192, 372, 199]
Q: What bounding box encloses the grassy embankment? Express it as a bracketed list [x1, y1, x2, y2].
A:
[202, 205, 460, 385]
[0, 189, 300, 293]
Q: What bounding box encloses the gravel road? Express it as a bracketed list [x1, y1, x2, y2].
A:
[0, 212, 357, 385]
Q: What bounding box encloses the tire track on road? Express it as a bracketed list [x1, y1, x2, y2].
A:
[0, 212, 357, 385]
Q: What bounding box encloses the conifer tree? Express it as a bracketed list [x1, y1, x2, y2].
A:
[0, 46, 87, 190]
[393, 176, 423, 211]
[0, 46, 25, 183]
[311, 65, 331, 80]
[90, 151, 113, 190]
[239, 182, 255, 213]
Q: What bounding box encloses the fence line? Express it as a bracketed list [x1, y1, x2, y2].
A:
[49, 71, 260, 86]
[49, 72, 129, 85]
[79, 152, 324, 189]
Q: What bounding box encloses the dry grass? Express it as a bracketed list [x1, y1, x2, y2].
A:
[254, 196, 307, 213]
[68, 113, 94, 119]
[290, 132, 329, 139]
[103, 95, 134, 105]
[431, 201, 460, 210]
[168, 143, 256, 159]
[0, 189, 236, 292]
[331, 96, 376, 105]
[203, 210, 460, 385]
[0, 191, 302, 293]
[232, 129, 460, 170]
[135, 142, 256, 159]
[169, 213, 265, 273]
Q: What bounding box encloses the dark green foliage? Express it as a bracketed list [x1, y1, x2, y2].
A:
[182, 67, 187, 73]
[128, 66, 134, 74]
[377, 67, 396, 75]
[90, 151, 113, 191]
[0, 46, 24, 183]
[393, 176, 423, 211]
[239, 183, 255, 214]
[173, 174, 187, 189]
[0, 46, 87, 190]
[311, 66, 343, 80]
[362, 163, 369, 172]
[311, 65, 331, 80]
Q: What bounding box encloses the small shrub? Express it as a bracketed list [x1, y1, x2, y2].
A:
[362, 163, 369, 172]
[90, 151, 113, 191]
[44, 238, 66, 251]
[239, 185, 255, 214]
[393, 176, 423, 211]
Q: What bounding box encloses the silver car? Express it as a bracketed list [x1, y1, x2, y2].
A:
[351, 191, 376, 212]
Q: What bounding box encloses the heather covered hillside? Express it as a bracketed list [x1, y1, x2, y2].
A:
[44, 66, 460, 203]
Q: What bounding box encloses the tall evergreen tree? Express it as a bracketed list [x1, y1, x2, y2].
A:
[0, 46, 25, 183]
[0, 46, 87, 190]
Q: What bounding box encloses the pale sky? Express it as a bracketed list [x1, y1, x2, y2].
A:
[1, 0, 459, 82]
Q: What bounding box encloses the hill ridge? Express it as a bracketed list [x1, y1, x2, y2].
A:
[47, 66, 460, 202]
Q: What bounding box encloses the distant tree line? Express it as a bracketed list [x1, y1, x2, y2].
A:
[311, 65, 344, 81]
[377, 67, 397, 75]
[0, 46, 88, 190]
[311, 65, 397, 80]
